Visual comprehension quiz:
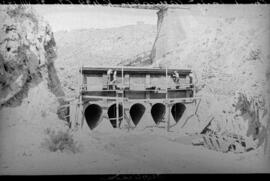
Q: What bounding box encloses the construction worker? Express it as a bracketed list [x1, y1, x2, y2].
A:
[189, 73, 194, 88]
[107, 69, 113, 90]
[171, 71, 180, 83]
[112, 70, 117, 90]
[107, 69, 118, 90]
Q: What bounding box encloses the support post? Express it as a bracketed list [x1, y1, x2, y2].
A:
[80, 63, 84, 128]
[167, 104, 170, 132]
[122, 66, 124, 130]
[116, 90, 119, 129]
[166, 66, 170, 132]
[192, 71, 196, 98]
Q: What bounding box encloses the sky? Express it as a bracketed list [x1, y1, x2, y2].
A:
[33, 5, 157, 32]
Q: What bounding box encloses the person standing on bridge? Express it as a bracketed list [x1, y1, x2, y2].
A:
[107, 69, 117, 90]
[112, 70, 117, 90]
[171, 71, 180, 83]
[107, 69, 113, 90]
[171, 71, 180, 89]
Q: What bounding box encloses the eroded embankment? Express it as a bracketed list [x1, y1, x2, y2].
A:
[0, 5, 67, 119]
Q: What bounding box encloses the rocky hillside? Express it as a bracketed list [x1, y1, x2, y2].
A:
[0, 5, 65, 108]
[0, 5, 70, 174]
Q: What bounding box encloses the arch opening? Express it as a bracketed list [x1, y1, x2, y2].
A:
[108, 104, 123, 128]
[171, 103, 186, 123]
[84, 104, 103, 130]
[151, 103, 166, 125]
[129, 103, 146, 126]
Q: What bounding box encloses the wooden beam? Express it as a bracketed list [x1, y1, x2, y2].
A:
[81, 66, 191, 75]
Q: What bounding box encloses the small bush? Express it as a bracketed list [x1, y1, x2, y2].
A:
[41, 128, 80, 154]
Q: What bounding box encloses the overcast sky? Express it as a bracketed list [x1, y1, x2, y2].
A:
[34, 5, 157, 32]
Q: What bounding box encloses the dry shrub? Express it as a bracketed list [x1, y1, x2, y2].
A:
[41, 128, 81, 154]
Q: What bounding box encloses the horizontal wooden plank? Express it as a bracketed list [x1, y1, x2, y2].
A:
[81, 66, 192, 75]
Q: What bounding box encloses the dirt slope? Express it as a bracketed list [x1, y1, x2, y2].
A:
[148, 5, 270, 146]
[54, 24, 156, 97]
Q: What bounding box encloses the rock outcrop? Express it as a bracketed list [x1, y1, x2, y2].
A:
[0, 5, 66, 117]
